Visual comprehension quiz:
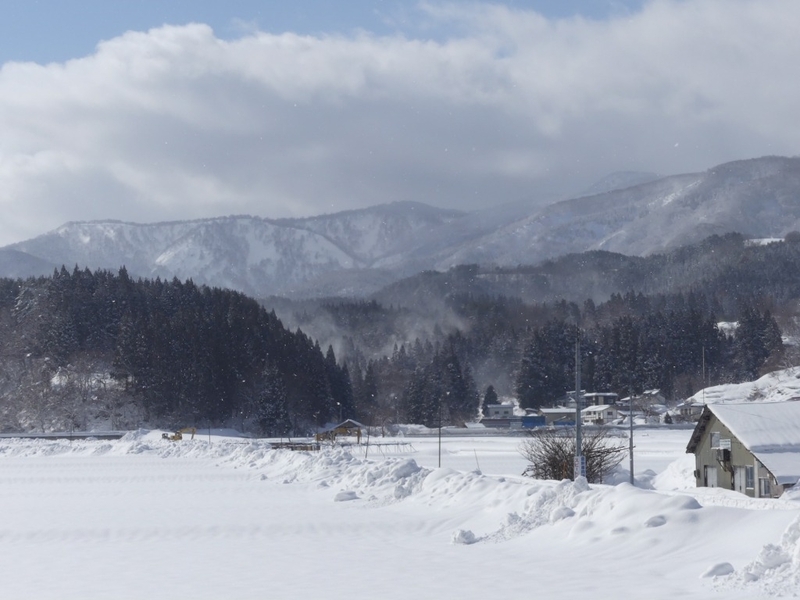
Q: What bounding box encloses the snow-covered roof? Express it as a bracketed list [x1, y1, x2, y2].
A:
[539, 407, 575, 414]
[679, 401, 706, 408]
[689, 401, 800, 485]
[332, 419, 365, 429]
[582, 405, 615, 414]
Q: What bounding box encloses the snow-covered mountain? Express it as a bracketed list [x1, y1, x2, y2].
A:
[4, 203, 465, 297]
[433, 156, 800, 268]
[4, 156, 800, 298]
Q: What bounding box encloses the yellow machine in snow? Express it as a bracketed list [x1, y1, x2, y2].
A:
[162, 427, 197, 441]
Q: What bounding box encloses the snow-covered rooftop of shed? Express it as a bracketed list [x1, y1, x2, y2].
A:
[709, 402, 800, 451]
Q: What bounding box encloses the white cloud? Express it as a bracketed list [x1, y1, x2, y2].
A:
[1, 0, 799, 246]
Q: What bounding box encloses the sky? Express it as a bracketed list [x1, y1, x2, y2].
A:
[1, 0, 798, 247]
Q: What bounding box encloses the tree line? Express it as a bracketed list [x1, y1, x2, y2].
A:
[0, 267, 481, 433]
[315, 290, 784, 420]
[0, 239, 790, 433]
[0, 268, 352, 433]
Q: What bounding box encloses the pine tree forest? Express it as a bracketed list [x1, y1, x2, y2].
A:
[0, 244, 791, 434]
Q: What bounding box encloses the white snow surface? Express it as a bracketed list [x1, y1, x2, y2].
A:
[687, 366, 800, 405]
[0, 429, 798, 599]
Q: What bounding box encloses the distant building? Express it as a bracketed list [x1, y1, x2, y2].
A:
[619, 389, 665, 408]
[676, 400, 706, 422]
[315, 419, 365, 443]
[562, 391, 618, 408]
[686, 402, 800, 497]
[583, 392, 619, 407]
[480, 403, 522, 429]
[538, 407, 577, 426]
[484, 404, 515, 419]
[581, 405, 620, 425]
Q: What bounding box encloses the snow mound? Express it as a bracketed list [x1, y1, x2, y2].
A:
[334, 491, 359, 502]
[702, 563, 734, 578]
[452, 529, 479, 544]
[652, 455, 696, 491]
[688, 366, 800, 405]
[720, 515, 800, 595]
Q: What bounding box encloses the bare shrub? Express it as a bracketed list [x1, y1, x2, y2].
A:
[519, 427, 627, 483]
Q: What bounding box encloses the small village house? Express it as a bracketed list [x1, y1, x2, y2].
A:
[686, 401, 800, 498]
[582, 392, 619, 407]
[484, 404, 514, 419]
[676, 400, 705, 422]
[561, 391, 618, 408]
[581, 404, 620, 425]
[480, 403, 522, 428]
[315, 419, 365, 443]
[538, 407, 576, 426]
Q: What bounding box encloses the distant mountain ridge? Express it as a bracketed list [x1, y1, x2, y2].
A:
[4, 156, 800, 299]
[4, 203, 465, 297]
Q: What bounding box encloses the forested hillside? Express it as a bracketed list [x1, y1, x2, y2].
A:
[0, 268, 355, 433]
[300, 291, 783, 424]
[1, 233, 796, 434]
[371, 233, 800, 308]
[0, 268, 481, 432]
[279, 234, 799, 418]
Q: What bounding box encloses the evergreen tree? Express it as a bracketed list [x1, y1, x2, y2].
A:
[483, 385, 499, 407]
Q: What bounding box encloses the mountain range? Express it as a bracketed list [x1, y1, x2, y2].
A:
[3, 155, 800, 299]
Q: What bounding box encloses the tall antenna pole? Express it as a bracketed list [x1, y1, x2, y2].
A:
[702, 346, 706, 405]
[574, 332, 584, 480]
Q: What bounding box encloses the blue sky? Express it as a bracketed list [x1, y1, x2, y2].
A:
[2, 1, 646, 64]
[0, 0, 797, 246]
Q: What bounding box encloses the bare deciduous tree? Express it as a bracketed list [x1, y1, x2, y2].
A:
[519, 427, 627, 483]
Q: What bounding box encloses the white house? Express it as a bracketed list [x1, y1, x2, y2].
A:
[581, 405, 620, 425]
[484, 404, 515, 419]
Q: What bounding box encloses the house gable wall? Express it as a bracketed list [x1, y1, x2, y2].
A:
[693, 413, 781, 498]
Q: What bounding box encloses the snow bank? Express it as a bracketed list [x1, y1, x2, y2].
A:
[688, 366, 800, 405]
[717, 514, 800, 596]
[0, 431, 706, 547]
[17, 432, 707, 544]
[2, 428, 799, 599]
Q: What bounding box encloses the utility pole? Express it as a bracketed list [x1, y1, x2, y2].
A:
[629, 388, 634, 485]
[438, 398, 443, 468]
[574, 333, 585, 480]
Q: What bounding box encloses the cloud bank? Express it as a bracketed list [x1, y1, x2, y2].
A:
[1, 0, 798, 246]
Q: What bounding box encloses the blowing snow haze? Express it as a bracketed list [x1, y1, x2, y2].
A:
[1, 0, 800, 248]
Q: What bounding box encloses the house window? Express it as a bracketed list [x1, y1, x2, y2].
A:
[759, 478, 772, 497]
[745, 466, 755, 490]
[710, 432, 720, 448]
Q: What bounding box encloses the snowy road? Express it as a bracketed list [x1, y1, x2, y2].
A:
[0, 431, 797, 599]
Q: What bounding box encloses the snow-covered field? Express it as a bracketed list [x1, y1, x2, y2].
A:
[0, 428, 798, 599]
